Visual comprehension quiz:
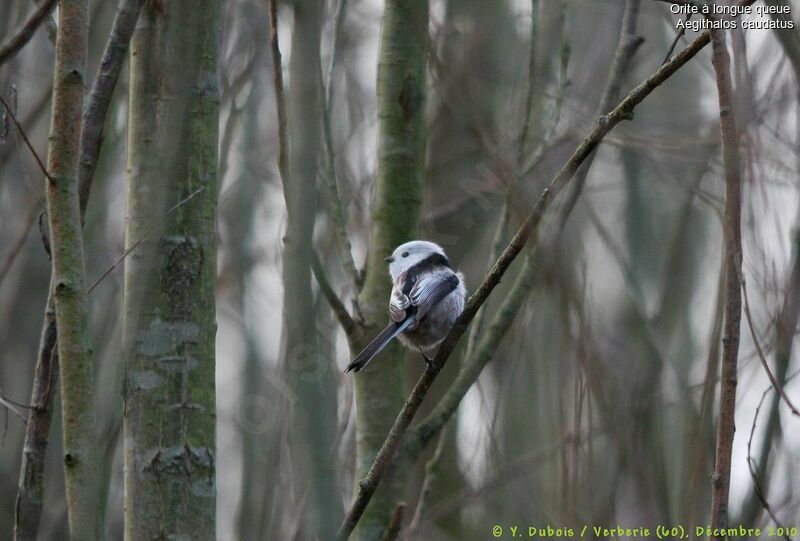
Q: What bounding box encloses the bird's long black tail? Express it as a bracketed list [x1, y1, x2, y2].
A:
[345, 318, 413, 373]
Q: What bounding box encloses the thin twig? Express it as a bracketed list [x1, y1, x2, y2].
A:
[0, 93, 53, 184]
[544, 1, 570, 145]
[14, 293, 58, 541]
[746, 386, 791, 541]
[662, 13, 692, 65]
[86, 187, 205, 294]
[0, 85, 12, 144]
[321, 0, 361, 293]
[740, 272, 800, 415]
[268, 0, 289, 189]
[0, 394, 29, 423]
[337, 9, 750, 537]
[517, 0, 538, 158]
[0, 202, 39, 286]
[0, 0, 57, 67]
[464, 204, 509, 359]
[726, 0, 800, 527]
[311, 250, 359, 341]
[379, 503, 405, 541]
[34, 0, 59, 46]
[407, 422, 450, 537]
[464, 0, 543, 358]
[557, 0, 643, 230]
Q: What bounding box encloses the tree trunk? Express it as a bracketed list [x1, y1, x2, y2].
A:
[269, 0, 341, 536]
[352, 1, 428, 539]
[14, 294, 59, 541]
[15, 3, 144, 538]
[42, 0, 98, 538]
[122, 1, 222, 538]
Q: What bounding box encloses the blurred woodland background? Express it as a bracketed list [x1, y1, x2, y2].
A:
[1, 0, 800, 540]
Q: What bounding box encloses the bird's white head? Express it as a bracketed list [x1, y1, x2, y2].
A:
[385, 240, 447, 281]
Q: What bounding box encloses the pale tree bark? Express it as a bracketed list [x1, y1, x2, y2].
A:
[122, 1, 223, 538]
[14, 2, 144, 538]
[347, 1, 428, 539]
[41, 0, 98, 538]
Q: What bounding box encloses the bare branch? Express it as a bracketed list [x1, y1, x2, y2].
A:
[663, 14, 692, 65]
[87, 187, 205, 294]
[0, 203, 39, 287]
[746, 386, 792, 541]
[321, 0, 361, 293]
[0, 0, 57, 67]
[79, 0, 145, 219]
[311, 250, 359, 341]
[741, 273, 800, 415]
[708, 11, 744, 539]
[407, 422, 450, 537]
[0, 93, 54, 184]
[517, 0, 539, 159]
[0, 394, 29, 424]
[557, 0, 643, 230]
[738, 0, 800, 525]
[14, 311, 59, 541]
[268, 0, 289, 189]
[379, 503, 405, 541]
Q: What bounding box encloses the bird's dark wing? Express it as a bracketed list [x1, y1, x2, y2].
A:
[409, 270, 460, 320]
[401, 253, 452, 296]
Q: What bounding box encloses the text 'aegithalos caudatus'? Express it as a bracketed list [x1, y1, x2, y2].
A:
[345, 240, 466, 373]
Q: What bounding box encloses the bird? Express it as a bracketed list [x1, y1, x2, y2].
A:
[345, 240, 466, 373]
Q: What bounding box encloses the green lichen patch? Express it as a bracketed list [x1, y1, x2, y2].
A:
[159, 235, 203, 320]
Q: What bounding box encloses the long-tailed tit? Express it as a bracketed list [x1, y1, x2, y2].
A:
[345, 240, 466, 373]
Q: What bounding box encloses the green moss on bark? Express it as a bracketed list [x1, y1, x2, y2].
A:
[123, 2, 222, 539]
[43, 0, 98, 538]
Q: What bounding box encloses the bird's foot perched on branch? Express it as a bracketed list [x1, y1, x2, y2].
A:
[419, 349, 433, 369]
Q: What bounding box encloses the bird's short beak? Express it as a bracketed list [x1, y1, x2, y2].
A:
[385, 256, 394, 263]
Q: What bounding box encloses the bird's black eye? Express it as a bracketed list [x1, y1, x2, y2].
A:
[402, 252, 409, 258]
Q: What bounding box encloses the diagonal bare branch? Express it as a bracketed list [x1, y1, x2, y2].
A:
[741, 273, 800, 415]
[747, 384, 793, 541]
[311, 250, 360, 341]
[0, 0, 57, 67]
[86, 187, 205, 294]
[78, 0, 146, 219]
[0, 93, 53, 184]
